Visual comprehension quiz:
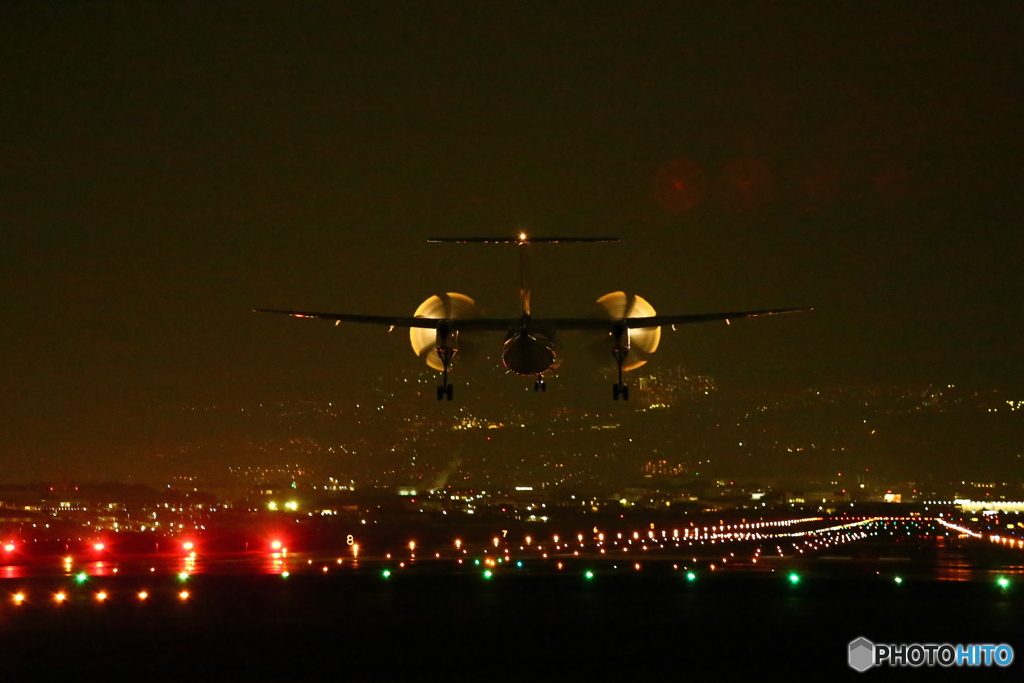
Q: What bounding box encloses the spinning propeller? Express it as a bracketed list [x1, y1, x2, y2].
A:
[597, 291, 661, 371]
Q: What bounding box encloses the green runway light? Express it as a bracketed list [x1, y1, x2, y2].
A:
[584, 571, 594, 580]
[997, 576, 1010, 589]
[281, 571, 289, 578]
[178, 572, 189, 581]
[894, 576, 903, 584]
[382, 570, 391, 578]
[516, 561, 522, 568]
[75, 572, 87, 584]
[483, 570, 492, 579]
[788, 572, 801, 585]
[474, 559, 480, 566]
[686, 572, 697, 581]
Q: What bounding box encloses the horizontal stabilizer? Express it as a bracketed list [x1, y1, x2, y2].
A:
[427, 236, 619, 244]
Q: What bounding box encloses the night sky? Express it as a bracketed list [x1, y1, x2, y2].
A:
[1, 3, 1021, 480]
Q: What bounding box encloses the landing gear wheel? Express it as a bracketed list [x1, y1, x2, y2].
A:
[436, 386, 445, 401]
[622, 385, 629, 401]
[534, 379, 546, 392]
[613, 384, 620, 401]
[445, 384, 454, 401]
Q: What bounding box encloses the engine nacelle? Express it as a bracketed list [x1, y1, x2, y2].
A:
[410, 293, 475, 370]
[597, 291, 661, 371]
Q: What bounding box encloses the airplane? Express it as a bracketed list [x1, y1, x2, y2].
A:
[256, 233, 810, 401]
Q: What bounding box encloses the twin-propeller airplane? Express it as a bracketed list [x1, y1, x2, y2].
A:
[257, 234, 809, 401]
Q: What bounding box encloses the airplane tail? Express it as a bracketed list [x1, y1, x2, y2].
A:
[426, 237, 620, 244]
[427, 235, 619, 317]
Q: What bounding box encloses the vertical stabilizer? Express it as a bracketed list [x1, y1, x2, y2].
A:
[426, 234, 619, 319]
[517, 233, 531, 317]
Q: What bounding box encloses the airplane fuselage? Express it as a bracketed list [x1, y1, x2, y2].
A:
[501, 317, 555, 375]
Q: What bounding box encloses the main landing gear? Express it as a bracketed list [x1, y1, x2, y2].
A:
[436, 344, 455, 402]
[611, 329, 629, 401]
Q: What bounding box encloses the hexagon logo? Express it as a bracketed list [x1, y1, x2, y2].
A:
[849, 637, 875, 672]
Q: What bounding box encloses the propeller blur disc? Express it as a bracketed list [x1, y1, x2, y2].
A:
[597, 291, 661, 371]
[410, 293, 475, 370]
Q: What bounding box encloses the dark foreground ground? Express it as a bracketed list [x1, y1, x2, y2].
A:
[0, 562, 1020, 681]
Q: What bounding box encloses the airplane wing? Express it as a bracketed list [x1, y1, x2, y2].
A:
[254, 309, 519, 331]
[542, 307, 811, 330]
[256, 306, 810, 331]
[623, 306, 811, 328]
[256, 309, 441, 328]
